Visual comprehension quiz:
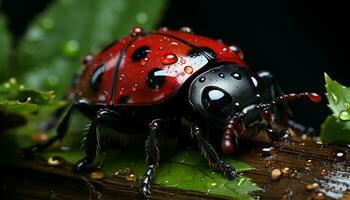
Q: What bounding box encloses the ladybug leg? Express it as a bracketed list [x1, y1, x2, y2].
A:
[140, 119, 162, 199]
[258, 71, 315, 134]
[190, 125, 239, 180]
[25, 104, 75, 153]
[73, 108, 110, 172]
[25, 99, 95, 153]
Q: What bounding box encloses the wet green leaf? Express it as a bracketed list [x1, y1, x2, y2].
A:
[320, 116, 350, 145]
[0, 78, 64, 130]
[0, 14, 11, 81]
[43, 146, 260, 200]
[17, 0, 166, 97]
[321, 73, 350, 144]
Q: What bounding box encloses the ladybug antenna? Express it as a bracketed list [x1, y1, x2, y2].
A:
[257, 92, 321, 124]
[222, 92, 321, 155]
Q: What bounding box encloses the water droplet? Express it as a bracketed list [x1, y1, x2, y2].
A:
[179, 26, 193, 33]
[311, 191, 326, 200]
[305, 159, 312, 166]
[132, 83, 138, 91]
[260, 147, 276, 157]
[40, 17, 55, 30]
[320, 169, 327, 176]
[218, 73, 225, 78]
[330, 150, 347, 161]
[305, 183, 319, 191]
[281, 167, 290, 175]
[83, 55, 94, 65]
[184, 66, 193, 74]
[180, 59, 186, 64]
[301, 134, 308, 141]
[222, 47, 228, 52]
[140, 57, 149, 66]
[158, 27, 168, 32]
[339, 110, 350, 121]
[136, 12, 148, 24]
[344, 102, 350, 110]
[47, 156, 64, 166]
[170, 42, 178, 45]
[271, 169, 282, 180]
[199, 77, 206, 82]
[229, 45, 244, 59]
[129, 26, 144, 37]
[62, 40, 80, 57]
[308, 93, 322, 103]
[125, 173, 137, 182]
[159, 46, 163, 50]
[90, 170, 104, 180]
[161, 53, 177, 65]
[210, 182, 217, 187]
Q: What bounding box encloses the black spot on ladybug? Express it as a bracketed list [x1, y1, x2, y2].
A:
[132, 46, 150, 62]
[187, 47, 216, 59]
[90, 64, 105, 92]
[146, 68, 166, 89]
[118, 96, 130, 104]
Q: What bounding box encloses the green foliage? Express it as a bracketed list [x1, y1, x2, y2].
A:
[0, 14, 11, 81]
[43, 148, 260, 200]
[320, 73, 350, 144]
[17, 0, 167, 97]
[0, 78, 64, 130]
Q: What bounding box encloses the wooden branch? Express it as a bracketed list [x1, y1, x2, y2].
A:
[0, 138, 349, 200]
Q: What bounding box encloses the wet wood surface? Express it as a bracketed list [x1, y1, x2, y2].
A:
[0, 137, 349, 200]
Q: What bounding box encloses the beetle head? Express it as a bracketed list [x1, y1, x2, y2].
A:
[188, 63, 264, 128]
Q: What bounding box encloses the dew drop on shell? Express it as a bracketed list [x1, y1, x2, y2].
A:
[161, 53, 178, 65]
[129, 26, 144, 37]
[184, 66, 193, 74]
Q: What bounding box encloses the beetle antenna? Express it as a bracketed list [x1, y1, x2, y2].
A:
[258, 92, 321, 122]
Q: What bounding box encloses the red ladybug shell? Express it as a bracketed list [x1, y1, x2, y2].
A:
[76, 28, 247, 106]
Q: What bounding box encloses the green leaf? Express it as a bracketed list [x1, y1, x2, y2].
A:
[17, 0, 166, 97]
[320, 116, 350, 145]
[321, 73, 350, 144]
[0, 78, 64, 130]
[43, 147, 260, 200]
[0, 14, 11, 81]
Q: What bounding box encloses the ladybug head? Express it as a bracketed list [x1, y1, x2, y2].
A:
[189, 63, 322, 155]
[188, 63, 264, 128]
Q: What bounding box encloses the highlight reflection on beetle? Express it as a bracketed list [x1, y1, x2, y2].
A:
[27, 26, 321, 199]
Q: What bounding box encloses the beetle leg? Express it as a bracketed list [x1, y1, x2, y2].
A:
[25, 104, 75, 153]
[26, 99, 95, 153]
[191, 125, 239, 180]
[140, 119, 162, 199]
[73, 109, 106, 172]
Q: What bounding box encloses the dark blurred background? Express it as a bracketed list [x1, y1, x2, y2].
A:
[0, 0, 348, 130]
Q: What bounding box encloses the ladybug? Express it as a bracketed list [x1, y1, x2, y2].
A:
[28, 26, 321, 199]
